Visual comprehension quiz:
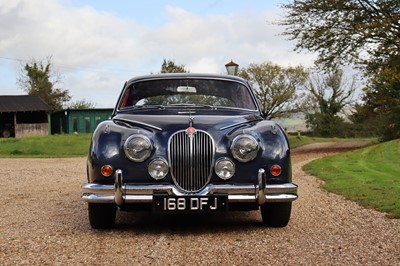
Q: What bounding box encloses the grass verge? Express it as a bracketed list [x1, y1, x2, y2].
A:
[304, 139, 400, 218]
[287, 135, 375, 149]
[0, 134, 91, 158]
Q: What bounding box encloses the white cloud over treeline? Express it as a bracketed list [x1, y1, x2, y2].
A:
[0, 0, 315, 107]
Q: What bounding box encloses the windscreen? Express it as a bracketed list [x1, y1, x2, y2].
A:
[119, 79, 257, 111]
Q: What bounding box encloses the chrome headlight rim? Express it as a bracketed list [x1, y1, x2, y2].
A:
[215, 157, 236, 180]
[148, 158, 169, 180]
[230, 134, 260, 163]
[123, 134, 153, 162]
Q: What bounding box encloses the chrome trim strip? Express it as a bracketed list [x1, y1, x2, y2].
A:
[82, 194, 115, 203]
[114, 170, 124, 206]
[220, 119, 263, 131]
[266, 183, 298, 194]
[257, 168, 266, 205]
[265, 194, 298, 202]
[82, 183, 113, 193]
[81, 193, 298, 204]
[228, 195, 257, 202]
[117, 75, 262, 115]
[113, 118, 163, 131]
[82, 169, 298, 204]
[82, 183, 296, 195]
[125, 195, 153, 202]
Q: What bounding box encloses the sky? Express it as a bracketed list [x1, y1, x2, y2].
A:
[0, 0, 316, 108]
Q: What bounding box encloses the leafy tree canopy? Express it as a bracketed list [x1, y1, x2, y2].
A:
[305, 68, 356, 115]
[304, 68, 357, 136]
[239, 62, 308, 119]
[18, 57, 71, 110]
[68, 99, 96, 109]
[280, 0, 400, 71]
[160, 59, 188, 73]
[361, 65, 400, 140]
[281, 0, 400, 140]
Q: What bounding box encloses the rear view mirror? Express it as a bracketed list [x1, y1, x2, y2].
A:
[177, 86, 197, 93]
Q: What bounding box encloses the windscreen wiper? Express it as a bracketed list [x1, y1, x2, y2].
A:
[118, 105, 165, 113]
[165, 103, 216, 109]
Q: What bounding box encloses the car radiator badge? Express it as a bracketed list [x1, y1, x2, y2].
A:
[186, 127, 196, 135]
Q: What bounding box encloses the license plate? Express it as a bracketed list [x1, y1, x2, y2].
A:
[153, 195, 227, 213]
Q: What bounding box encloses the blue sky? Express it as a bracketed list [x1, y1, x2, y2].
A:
[67, 0, 282, 23]
[0, 0, 315, 108]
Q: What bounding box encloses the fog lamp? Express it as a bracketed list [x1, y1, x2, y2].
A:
[215, 158, 235, 180]
[148, 158, 169, 180]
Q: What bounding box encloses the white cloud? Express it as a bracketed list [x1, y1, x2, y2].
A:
[141, 6, 315, 70]
[188, 58, 221, 74]
[66, 71, 122, 107]
[0, 0, 316, 107]
[0, 0, 145, 66]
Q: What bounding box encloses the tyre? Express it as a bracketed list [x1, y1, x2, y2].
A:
[260, 202, 292, 227]
[88, 203, 117, 229]
[2, 130, 10, 138]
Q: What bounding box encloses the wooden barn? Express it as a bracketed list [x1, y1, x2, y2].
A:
[0, 95, 52, 138]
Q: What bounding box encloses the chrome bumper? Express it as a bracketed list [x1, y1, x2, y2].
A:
[82, 169, 298, 205]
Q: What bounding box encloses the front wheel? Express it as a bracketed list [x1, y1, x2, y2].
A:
[260, 202, 292, 227]
[88, 203, 116, 229]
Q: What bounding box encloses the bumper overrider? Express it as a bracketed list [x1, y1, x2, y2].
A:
[82, 169, 298, 206]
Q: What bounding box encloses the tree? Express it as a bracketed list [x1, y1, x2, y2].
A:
[68, 99, 96, 109]
[144, 59, 189, 104]
[360, 65, 400, 140]
[18, 57, 71, 110]
[281, 0, 400, 139]
[239, 62, 308, 119]
[348, 103, 383, 137]
[280, 0, 400, 71]
[304, 68, 357, 137]
[160, 59, 188, 73]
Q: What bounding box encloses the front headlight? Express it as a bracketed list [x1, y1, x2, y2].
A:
[124, 134, 153, 162]
[215, 158, 235, 180]
[148, 158, 169, 180]
[230, 134, 259, 162]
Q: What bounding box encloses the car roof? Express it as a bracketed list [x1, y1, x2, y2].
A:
[126, 73, 248, 85]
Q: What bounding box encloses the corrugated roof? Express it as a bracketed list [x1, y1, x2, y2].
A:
[0, 95, 52, 113]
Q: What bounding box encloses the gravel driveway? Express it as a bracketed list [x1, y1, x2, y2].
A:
[0, 142, 399, 265]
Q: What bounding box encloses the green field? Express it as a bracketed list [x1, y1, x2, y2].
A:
[304, 139, 400, 218]
[0, 134, 91, 158]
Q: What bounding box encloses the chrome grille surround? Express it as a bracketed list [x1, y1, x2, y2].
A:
[168, 129, 214, 193]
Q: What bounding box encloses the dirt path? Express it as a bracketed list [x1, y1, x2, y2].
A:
[292, 140, 372, 153]
[0, 142, 399, 265]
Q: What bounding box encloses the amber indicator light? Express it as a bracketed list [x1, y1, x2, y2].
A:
[270, 165, 281, 176]
[101, 165, 113, 177]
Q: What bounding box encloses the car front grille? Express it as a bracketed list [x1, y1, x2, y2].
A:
[169, 130, 214, 193]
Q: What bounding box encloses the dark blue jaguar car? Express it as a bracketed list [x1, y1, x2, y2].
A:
[82, 73, 297, 229]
